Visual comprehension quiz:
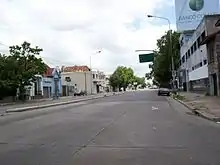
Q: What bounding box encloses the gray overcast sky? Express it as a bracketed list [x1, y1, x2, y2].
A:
[0, 0, 175, 76]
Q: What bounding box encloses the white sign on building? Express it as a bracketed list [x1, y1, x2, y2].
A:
[175, 0, 220, 32]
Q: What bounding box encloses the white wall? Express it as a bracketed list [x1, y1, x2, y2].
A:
[189, 65, 208, 81]
[179, 19, 208, 81]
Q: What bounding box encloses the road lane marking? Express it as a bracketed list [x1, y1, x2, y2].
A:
[152, 106, 159, 111]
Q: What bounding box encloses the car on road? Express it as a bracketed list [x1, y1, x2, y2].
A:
[158, 86, 170, 96]
[74, 90, 87, 96]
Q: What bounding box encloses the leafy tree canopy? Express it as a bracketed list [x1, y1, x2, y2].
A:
[0, 41, 47, 99]
[109, 66, 146, 91]
[145, 31, 180, 85]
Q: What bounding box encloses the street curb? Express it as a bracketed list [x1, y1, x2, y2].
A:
[169, 96, 220, 122]
[5, 92, 123, 113]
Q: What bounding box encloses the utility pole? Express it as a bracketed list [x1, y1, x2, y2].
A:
[90, 50, 102, 94]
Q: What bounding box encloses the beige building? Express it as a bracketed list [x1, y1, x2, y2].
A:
[61, 66, 93, 96]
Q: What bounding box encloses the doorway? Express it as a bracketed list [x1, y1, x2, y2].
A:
[96, 85, 100, 93]
[212, 73, 217, 96]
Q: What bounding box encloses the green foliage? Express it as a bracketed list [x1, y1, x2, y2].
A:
[0, 41, 47, 100]
[146, 30, 180, 85]
[109, 66, 146, 91]
[172, 93, 185, 101]
[109, 66, 134, 90]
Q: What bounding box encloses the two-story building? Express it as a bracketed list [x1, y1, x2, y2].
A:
[178, 15, 220, 92]
[92, 71, 107, 94]
[42, 66, 62, 99]
[61, 65, 92, 96]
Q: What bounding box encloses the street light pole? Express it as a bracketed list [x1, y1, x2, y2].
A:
[90, 50, 102, 95]
[147, 15, 175, 89]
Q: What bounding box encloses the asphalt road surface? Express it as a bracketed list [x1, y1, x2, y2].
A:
[0, 90, 220, 165]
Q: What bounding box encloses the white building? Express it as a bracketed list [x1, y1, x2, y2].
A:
[92, 71, 108, 94]
[178, 15, 220, 92]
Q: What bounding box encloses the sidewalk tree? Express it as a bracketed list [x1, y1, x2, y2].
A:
[109, 66, 135, 91]
[109, 66, 146, 90]
[134, 76, 146, 88]
[0, 54, 19, 99]
[0, 41, 47, 100]
[9, 41, 47, 100]
[146, 31, 180, 85]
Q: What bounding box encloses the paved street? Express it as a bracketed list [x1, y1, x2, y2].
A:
[0, 90, 220, 164]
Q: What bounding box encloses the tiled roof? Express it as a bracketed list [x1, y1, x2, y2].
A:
[44, 66, 54, 77]
[62, 65, 90, 72]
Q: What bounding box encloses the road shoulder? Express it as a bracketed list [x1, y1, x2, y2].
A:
[168, 93, 220, 123]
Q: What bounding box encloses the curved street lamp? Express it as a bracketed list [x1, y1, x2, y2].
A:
[146, 14, 175, 88]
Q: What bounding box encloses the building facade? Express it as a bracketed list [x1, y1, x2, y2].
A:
[42, 67, 62, 99]
[61, 66, 92, 96]
[178, 15, 220, 92]
[200, 18, 220, 96]
[92, 71, 107, 94]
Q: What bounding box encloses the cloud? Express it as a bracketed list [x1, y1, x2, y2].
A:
[0, 0, 175, 76]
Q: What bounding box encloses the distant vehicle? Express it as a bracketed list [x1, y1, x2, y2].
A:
[158, 84, 170, 96]
[74, 90, 87, 96]
[158, 88, 170, 96]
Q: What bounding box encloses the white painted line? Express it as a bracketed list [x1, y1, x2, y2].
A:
[152, 106, 159, 111]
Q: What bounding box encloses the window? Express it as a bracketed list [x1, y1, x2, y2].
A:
[93, 74, 95, 79]
[188, 50, 191, 57]
[193, 42, 197, 52]
[192, 67, 194, 70]
[200, 62, 202, 67]
[65, 77, 71, 82]
[186, 52, 188, 59]
[204, 59, 207, 65]
[191, 46, 194, 54]
[209, 47, 214, 63]
[182, 55, 185, 63]
[186, 53, 188, 60]
[200, 31, 206, 43]
[197, 38, 200, 48]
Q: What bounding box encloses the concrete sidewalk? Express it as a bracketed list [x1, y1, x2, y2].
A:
[173, 92, 220, 122]
[0, 92, 121, 114]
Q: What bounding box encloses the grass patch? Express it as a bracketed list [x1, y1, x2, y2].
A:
[172, 94, 186, 101]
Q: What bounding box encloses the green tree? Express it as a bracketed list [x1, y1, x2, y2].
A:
[0, 54, 18, 99]
[0, 41, 47, 100]
[132, 76, 146, 89]
[146, 31, 180, 86]
[109, 66, 135, 91]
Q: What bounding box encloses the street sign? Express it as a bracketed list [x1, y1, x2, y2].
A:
[139, 53, 154, 63]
